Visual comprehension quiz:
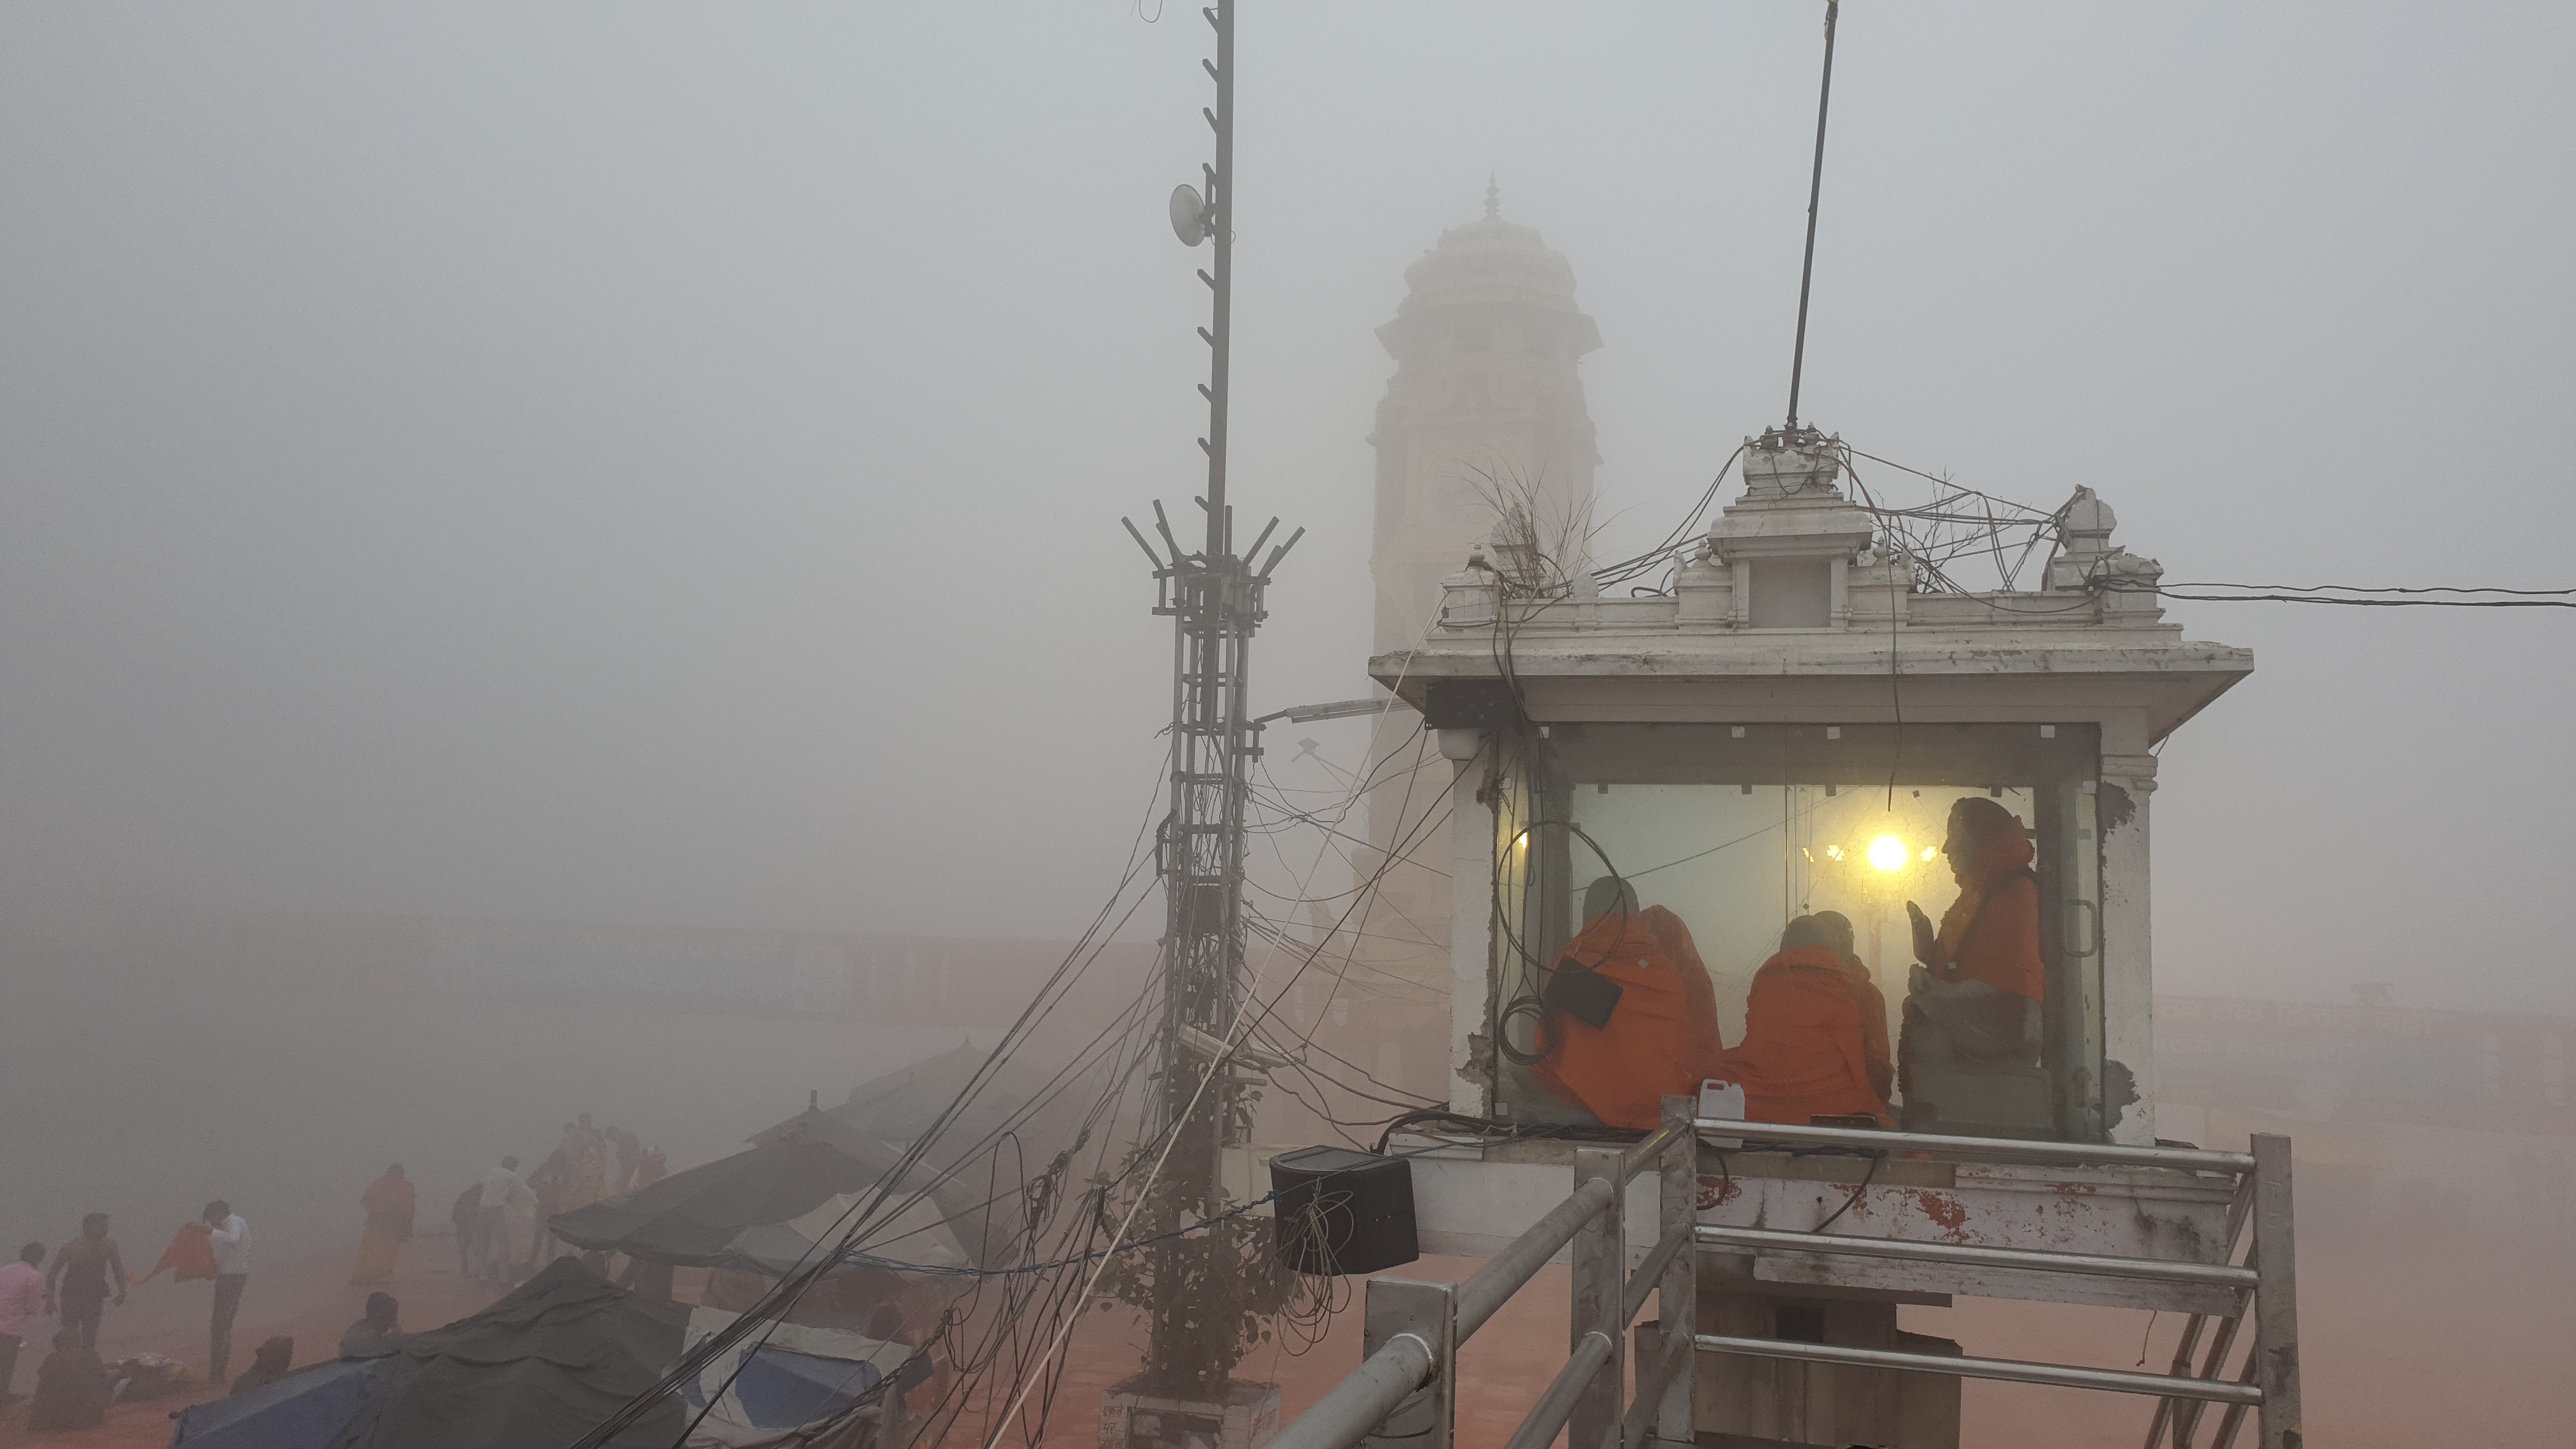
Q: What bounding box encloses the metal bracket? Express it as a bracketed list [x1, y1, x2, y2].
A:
[1362, 1278, 1456, 1449]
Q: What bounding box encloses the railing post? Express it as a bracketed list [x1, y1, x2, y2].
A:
[1571, 1146, 1627, 1449]
[1362, 1278, 1456, 1449]
[2250, 1134, 2302, 1448]
[1654, 1096, 1697, 1447]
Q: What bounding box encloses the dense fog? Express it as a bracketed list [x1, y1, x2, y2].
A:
[0, 4, 2568, 1445]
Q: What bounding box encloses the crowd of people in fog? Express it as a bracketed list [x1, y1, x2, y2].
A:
[1, 1108, 663, 1432]
[447, 1113, 665, 1286]
[0, 1201, 250, 1430]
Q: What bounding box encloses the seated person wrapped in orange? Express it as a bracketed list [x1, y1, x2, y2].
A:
[1533, 878, 1725, 1130]
[1900, 796, 2046, 1098]
[1714, 912, 1892, 1126]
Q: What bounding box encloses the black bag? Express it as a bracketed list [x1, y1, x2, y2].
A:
[1544, 967, 1623, 1030]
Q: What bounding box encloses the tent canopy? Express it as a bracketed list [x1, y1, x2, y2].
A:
[169, 1262, 899, 1449]
[555, 1121, 1000, 1275]
[676, 1308, 916, 1448]
[170, 1260, 687, 1449]
[756, 1042, 1013, 1147]
[169, 1357, 378, 1449]
[339, 1256, 692, 1449]
[549, 1137, 889, 1268]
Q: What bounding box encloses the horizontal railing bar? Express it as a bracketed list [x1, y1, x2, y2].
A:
[1619, 1121, 1687, 1182]
[1262, 1333, 1434, 1449]
[1457, 1176, 1618, 1340]
[1696, 1225, 2259, 1289]
[1501, 1331, 1613, 1449]
[1620, 1324, 1693, 1449]
[1623, 1226, 1691, 1325]
[1692, 1335, 2264, 1406]
[1695, 1118, 2254, 1173]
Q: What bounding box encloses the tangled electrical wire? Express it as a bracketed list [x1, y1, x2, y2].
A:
[1587, 445, 1747, 591]
[1591, 434, 2570, 611]
[564, 771, 1199, 1449]
[2098, 579, 2576, 608]
[1489, 816, 1635, 1069]
[565, 631, 1515, 1449]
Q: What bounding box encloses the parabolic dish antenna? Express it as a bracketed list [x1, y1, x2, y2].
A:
[1169, 183, 1209, 247]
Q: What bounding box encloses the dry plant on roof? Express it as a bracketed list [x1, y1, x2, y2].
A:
[1464, 460, 1602, 602]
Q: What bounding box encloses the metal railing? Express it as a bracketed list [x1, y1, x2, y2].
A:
[1683, 1116, 2299, 1449]
[1267, 1098, 1698, 1449]
[1268, 1103, 2303, 1449]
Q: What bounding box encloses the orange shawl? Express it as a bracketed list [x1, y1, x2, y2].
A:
[1930, 801, 2046, 1002]
[1533, 905, 1726, 1130]
[1714, 946, 1890, 1126]
[130, 1223, 217, 1287]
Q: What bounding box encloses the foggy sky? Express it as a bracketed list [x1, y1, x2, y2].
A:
[2, 2, 2570, 1011]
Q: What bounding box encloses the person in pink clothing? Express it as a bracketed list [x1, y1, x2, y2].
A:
[0, 1241, 46, 1401]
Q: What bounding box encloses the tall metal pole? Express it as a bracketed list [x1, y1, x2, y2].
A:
[1117, 0, 1303, 1406]
[1165, 0, 1244, 1227]
[1203, 0, 1234, 549]
[1785, 0, 1839, 432]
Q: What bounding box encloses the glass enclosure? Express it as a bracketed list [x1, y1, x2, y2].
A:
[1487, 723, 2108, 1139]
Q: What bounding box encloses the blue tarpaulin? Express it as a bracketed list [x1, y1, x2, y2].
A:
[168, 1357, 379, 1449]
[685, 1346, 881, 1430]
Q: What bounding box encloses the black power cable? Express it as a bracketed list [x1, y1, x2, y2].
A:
[2099, 580, 2574, 608]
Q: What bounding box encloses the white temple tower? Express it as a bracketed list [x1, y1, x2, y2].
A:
[1351, 187, 1603, 1024]
[1368, 181, 1602, 654]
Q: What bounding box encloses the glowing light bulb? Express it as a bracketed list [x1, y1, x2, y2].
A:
[1866, 835, 1910, 872]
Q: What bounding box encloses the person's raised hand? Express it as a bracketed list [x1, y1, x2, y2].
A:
[1906, 900, 1938, 965]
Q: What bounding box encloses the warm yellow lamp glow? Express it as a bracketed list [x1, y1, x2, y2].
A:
[1866, 834, 1910, 872]
[1920, 845, 1940, 862]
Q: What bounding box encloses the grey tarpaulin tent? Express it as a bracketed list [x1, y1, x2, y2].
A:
[549, 1126, 988, 1277]
[168, 1259, 901, 1449]
[170, 1259, 686, 1449]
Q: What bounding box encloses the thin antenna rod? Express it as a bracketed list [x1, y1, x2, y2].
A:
[1785, 0, 1840, 431]
[1200, 0, 1235, 556]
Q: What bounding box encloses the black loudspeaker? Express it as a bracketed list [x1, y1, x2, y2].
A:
[1268, 1146, 1419, 1276]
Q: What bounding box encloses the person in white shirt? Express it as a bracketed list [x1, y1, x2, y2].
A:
[477, 1158, 524, 1283]
[202, 1202, 249, 1383]
[0, 1241, 47, 1399]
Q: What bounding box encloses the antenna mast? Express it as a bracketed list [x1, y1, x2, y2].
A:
[1118, 0, 1303, 1406]
[1785, 0, 1841, 431]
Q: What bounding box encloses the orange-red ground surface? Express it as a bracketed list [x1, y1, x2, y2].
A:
[4, 1218, 2564, 1448]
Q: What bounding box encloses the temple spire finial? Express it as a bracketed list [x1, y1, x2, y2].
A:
[1485, 174, 1500, 220]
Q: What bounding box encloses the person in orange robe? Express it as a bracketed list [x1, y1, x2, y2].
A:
[349, 1165, 415, 1285]
[1712, 914, 1892, 1126]
[1899, 796, 2047, 1098]
[1532, 878, 1726, 1130]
